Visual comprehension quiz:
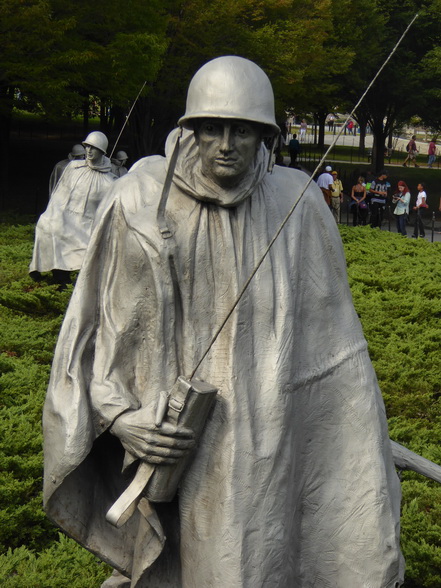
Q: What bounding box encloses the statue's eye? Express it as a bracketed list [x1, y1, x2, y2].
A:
[201, 123, 217, 134]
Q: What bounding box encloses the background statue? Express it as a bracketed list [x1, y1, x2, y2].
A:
[43, 57, 403, 587]
[48, 143, 85, 196]
[29, 131, 116, 285]
[111, 150, 129, 177]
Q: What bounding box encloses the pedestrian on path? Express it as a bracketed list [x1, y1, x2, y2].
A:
[403, 135, 419, 167]
[428, 139, 437, 168]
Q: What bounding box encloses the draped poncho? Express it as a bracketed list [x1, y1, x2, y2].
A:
[43, 131, 404, 587]
[30, 158, 116, 273]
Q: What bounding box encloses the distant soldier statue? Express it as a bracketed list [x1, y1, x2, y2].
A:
[48, 144, 85, 196]
[30, 131, 116, 285]
[111, 150, 129, 177]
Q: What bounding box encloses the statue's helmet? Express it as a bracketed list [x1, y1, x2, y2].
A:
[82, 131, 108, 154]
[70, 144, 85, 158]
[178, 56, 280, 136]
[115, 150, 128, 161]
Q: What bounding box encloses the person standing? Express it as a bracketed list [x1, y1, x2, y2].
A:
[330, 170, 344, 222]
[412, 182, 428, 238]
[346, 120, 354, 135]
[327, 114, 335, 132]
[299, 118, 307, 141]
[350, 176, 368, 226]
[403, 135, 419, 167]
[392, 181, 411, 237]
[369, 170, 389, 228]
[316, 165, 334, 206]
[427, 139, 437, 168]
[288, 134, 301, 167]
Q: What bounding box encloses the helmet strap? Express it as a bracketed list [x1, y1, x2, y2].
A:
[157, 127, 183, 239]
[267, 134, 279, 173]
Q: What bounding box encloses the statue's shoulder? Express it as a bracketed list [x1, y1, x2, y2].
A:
[112, 156, 167, 208]
[270, 165, 321, 204]
[103, 156, 167, 237]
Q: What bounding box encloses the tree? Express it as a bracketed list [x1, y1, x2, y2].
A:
[48, 0, 168, 133]
[0, 0, 73, 206]
[127, 0, 355, 156]
[351, 0, 441, 171]
[416, 0, 441, 132]
[0, 0, 169, 206]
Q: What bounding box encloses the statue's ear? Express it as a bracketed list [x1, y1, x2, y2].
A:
[192, 122, 200, 146]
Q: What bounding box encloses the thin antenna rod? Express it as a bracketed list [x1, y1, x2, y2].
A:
[189, 13, 419, 380]
[109, 80, 148, 159]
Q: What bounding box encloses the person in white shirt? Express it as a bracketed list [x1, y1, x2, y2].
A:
[412, 182, 427, 238]
[316, 165, 333, 206]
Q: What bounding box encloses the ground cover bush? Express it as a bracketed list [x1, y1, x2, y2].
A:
[0, 221, 440, 586]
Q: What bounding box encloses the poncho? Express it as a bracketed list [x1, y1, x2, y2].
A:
[30, 158, 116, 273]
[49, 158, 70, 195]
[43, 131, 404, 587]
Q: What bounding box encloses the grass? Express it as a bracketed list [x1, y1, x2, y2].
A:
[1, 219, 441, 586]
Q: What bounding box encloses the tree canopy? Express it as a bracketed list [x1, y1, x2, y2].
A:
[2, 0, 441, 183]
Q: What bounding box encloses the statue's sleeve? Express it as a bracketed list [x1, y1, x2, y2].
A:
[43, 198, 138, 491]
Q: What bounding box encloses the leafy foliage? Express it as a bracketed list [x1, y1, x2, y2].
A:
[1, 221, 441, 586]
[341, 225, 441, 586]
[0, 534, 110, 587]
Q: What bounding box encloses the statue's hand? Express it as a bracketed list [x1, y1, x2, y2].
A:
[110, 407, 195, 465]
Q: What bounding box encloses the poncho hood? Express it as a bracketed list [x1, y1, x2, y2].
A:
[81, 154, 113, 173]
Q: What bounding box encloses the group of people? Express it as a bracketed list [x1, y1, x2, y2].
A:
[29, 133, 130, 286]
[315, 166, 430, 238]
[354, 171, 429, 238]
[403, 135, 438, 168]
[316, 165, 344, 223]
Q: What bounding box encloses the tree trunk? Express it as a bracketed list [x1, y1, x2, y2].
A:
[371, 119, 387, 172]
[99, 100, 109, 133]
[387, 128, 393, 149]
[359, 123, 366, 152]
[0, 86, 14, 211]
[355, 111, 369, 153]
[82, 98, 89, 136]
[127, 97, 153, 162]
[315, 111, 327, 150]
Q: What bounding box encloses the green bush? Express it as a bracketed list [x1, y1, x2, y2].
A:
[0, 534, 110, 587]
[1, 221, 441, 586]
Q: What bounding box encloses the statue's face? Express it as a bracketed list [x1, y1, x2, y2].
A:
[194, 119, 262, 188]
[84, 144, 103, 165]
